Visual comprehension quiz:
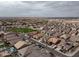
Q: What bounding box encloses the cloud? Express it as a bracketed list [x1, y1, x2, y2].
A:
[0, 1, 79, 17]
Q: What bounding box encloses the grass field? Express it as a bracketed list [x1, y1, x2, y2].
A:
[8, 27, 37, 33]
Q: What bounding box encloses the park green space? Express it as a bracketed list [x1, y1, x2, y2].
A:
[8, 27, 37, 33]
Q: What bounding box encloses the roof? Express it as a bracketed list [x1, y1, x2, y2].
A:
[60, 34, 70, 39]
[33, 33, 43, 39]
[48, 37, 60, 45]
[28, 31, 38, 36]
[0, 31, 4, 34]
[0, 50, 11, 57]
[8, 39, 21, 45]
[4, 33, 23, 45]
[4, 33, 22, 41]
[14, 41, 27, 49]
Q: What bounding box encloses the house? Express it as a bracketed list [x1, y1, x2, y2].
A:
[0, 31, 5, 38]
[0, 21, 2, 26]
[33, 33, 43, 40]
[47, 37, 61, 45]
[8, 38, 21, 46]
[14, 41, 27, 49]
[0, 50, 11, 57]
[28, 31, 38, 36]
[69, 30, 78, 36]
[4, 32, 23, 45]
[70, 36, 79, 42]
[61, 42, 74, 52]
[60, 34, 70, 40]
[39, 27, 44, 30]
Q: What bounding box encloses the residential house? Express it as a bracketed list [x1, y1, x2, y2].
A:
[47, 37, 61, 45]
[0, 50, 11, 57]
[14, 41, 27, 49]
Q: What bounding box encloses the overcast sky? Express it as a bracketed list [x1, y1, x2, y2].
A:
[0, 1, 79, 17]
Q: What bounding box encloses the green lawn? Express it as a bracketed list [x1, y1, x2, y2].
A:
[8, 28, 37, 33]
